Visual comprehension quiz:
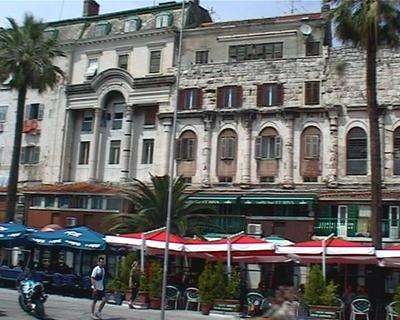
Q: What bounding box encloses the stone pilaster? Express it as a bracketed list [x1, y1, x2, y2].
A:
[161, 118, 173, 176]
[201, 112, 215, 187]
[88, 107, 102, 182]
[120, 106, 133, 183]
[325, 110, 339, 188]
[282, 114, 295, 189]
[240, 111, 255, 188]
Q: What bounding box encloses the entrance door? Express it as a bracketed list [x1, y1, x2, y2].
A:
[337, 205, 348, 237]
[389, 206, 399, 239]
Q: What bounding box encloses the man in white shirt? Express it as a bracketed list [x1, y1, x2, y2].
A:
[91, 257, 106, 319]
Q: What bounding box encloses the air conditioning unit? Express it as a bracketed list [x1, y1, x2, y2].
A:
[66, 217, 78, 227]
[247, 223, 262, 235]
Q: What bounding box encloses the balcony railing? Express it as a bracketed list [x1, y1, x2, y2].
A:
[204, 215, 246, 234]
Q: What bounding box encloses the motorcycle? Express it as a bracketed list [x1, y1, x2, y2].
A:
[18, 277, 47, 319]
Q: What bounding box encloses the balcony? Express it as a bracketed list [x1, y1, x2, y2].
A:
[315, 218, 400, 240]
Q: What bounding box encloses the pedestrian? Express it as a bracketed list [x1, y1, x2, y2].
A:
[91, 257, 106, 319]
[128, 261, 140, 309]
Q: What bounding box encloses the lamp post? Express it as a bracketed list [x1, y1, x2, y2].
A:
[322, 233, 335, 282]
[160, 1, 186, 320]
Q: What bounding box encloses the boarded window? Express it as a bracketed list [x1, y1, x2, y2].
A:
[346, 127, 367, 175]
[305, 81, 320, 105]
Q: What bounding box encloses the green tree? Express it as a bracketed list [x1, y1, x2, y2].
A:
[198, 262, 215, 304]
[0, 14, 64, 221]
[331, 0, 400, 249]
[303, 265, 325, 306]
[148, 260, 162, 299]
[212, 261, 227, 299]
[103, 174, 212, 236]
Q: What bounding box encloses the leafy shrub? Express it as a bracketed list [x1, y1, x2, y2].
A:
[393, 284, 400, 314]
[148, 260, 162, 298]
[198, 262, 215, 304]
[226, 267, 240, 299]
[303, 265, 338, 307]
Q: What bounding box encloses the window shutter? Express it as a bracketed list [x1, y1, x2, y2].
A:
[175, 139, 181, 160]
[196, 88, 203, 109]
[255, 136, 262, 159]
[236, 86, 243, 108]
[220, 138, 227, 159]
[256, 85, 264, 107]
[24, 105, 30, 120]
[275, 136, 282, 159]
[277, 84, 284, 106]
[217, 88, 223, 108]
[33, 147, 40, 163]
[178, 90, 184, 110]
[20, 147, 25, 164]
[305, 82, 311, 105]
[38, 104, 45, 120]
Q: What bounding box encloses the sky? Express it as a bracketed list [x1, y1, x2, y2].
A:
[0, 0, 322, 26]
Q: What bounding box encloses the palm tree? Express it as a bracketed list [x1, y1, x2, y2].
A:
[331, 0, 400, 249]
[104, 175, 213, 236]
[0, 14, 65, 221]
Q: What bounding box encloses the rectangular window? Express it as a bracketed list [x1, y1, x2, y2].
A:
[149, 50, 161, 74]
[255, 136, 281, 159]
[85, 58, 98, 78]
[32, 196, 44, 207]
[142, 139, 154, 164]
[229, 42, 283, 62]
[25, 103, 44, 120]
[45, 197, 55, 208]
[95, 24, 108, 37]
[77, 197, 89, 209]
[257, 84, 283, 107]
[179, 88, 201, 110]
[58, 196, 70, 208]
[78, 141, 90, 165]
[111, 102, 124, 130]
[220, 137, 236, 160]
[118, 54, 129, 70]
[81, 111, 93, 132]
[21, 146, 40, 164]
[109, 140, 121, 164]
[177, 138, 195, 161]
[0, 106, 7, 122]
[144, 107, 157, 126]
[217, 86, 242, 108]
[195, 50, 208, 64]
[306, 41, 320, 56]
[91, 196, 104, 210]
[305, 81, 320, 105]
[124, 19, 139, 32]
[304, 134, 320, 159]
[106, 198, 121, 211]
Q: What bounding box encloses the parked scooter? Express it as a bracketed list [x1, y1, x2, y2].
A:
[18, 275, 47, 319]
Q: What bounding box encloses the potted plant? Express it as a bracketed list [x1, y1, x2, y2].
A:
[393, 284, 400, 319]
[106, 278, 124, 305]
[133, 271, 149, 309]
[213, 263, 241, 313]
[198, 262, 215, 315]
[303, 265, 339, 319]
[148, 260, 162, 309]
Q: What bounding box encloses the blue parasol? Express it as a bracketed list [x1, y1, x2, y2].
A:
[30, 226, 106, 251]
[0, 222, 36, 246]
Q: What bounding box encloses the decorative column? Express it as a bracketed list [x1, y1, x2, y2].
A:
[282, 114, 295, 188]
[161, 118, 173, 176]
[88, 107, 102, 182]
[241, 111, 254, 188]
[201, 112, 214, 187]
[326, 110, 339, 188]
[60, 109, 74, 182]
[120, 106, 133, 182]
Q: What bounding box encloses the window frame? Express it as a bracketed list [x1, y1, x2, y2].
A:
[394, 128, 400, 175]
[220, 136, 236, 160]
[85, 58, 98, 79]
[142, 139, 154, 164]
[255, 135, 282, 160]
[303, 134, 320, 159]
[346, 127, 368, 175]
[305, 41, 320, 56]
[195, 50, 209, 64]
[94, 21, 111, 38]
[21, 146, 40, 164]
[304, 81, 320, 105]
[229, 42, 283, 62]
[155, 13, 173, 28]
[117, 54, 129, 70]
[149, 50, 161, 74]
[81, 111, 93, 132]
[78, 141, 90, 165]
[0, 106, 8, 122]
[217, 86, 242, 109]
[124, 17, 141, 33]
[109, 140, 121, 165]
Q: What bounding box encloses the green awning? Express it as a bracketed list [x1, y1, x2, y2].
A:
[187, 195, 239, 205]
[240, 196, 314, 205]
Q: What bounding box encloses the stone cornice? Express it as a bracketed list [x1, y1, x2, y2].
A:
[133, 75, 176, 88]
[66, 83, 94, 95]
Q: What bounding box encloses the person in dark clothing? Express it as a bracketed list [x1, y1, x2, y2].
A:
[128, 261, 140, 309]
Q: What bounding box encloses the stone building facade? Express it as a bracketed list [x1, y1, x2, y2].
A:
[0, 1, 400, 244]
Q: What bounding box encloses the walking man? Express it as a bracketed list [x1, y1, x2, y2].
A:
[91, 257, 106, 319]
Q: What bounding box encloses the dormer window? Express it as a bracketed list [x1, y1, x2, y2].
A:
[94, 21, 111, 37]
[44, 27, 58, 40]
[155, 12, 173, 28]
[124, 17, 141, 33]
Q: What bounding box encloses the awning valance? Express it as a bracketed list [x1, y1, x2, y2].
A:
[240, 196, 315, 205]
[187, 195, 239, 205]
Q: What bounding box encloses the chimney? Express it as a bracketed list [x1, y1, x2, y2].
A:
[83, 0, 100, 17]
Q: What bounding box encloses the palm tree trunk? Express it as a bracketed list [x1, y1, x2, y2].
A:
[366, 35, 383, 249]
[6, 85, 27, 222]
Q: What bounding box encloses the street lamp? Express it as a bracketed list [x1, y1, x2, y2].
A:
[160, 1, 186, 320]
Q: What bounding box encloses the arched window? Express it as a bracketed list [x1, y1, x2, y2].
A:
[393, 127, 400, 175]
[301, 126, 321, 181]
[346, 127, 367, 175]
[217, 129, 237, 182]
[176, 131, 197, 161]
[124, 17, 141, 33]
[155, 12, 173, 28]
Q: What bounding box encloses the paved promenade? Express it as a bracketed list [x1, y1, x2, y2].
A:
[0, 288, 236, 320]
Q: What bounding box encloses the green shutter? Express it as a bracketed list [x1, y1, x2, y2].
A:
[319, 205, 332, 218]
[348, 205, 359, 219]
